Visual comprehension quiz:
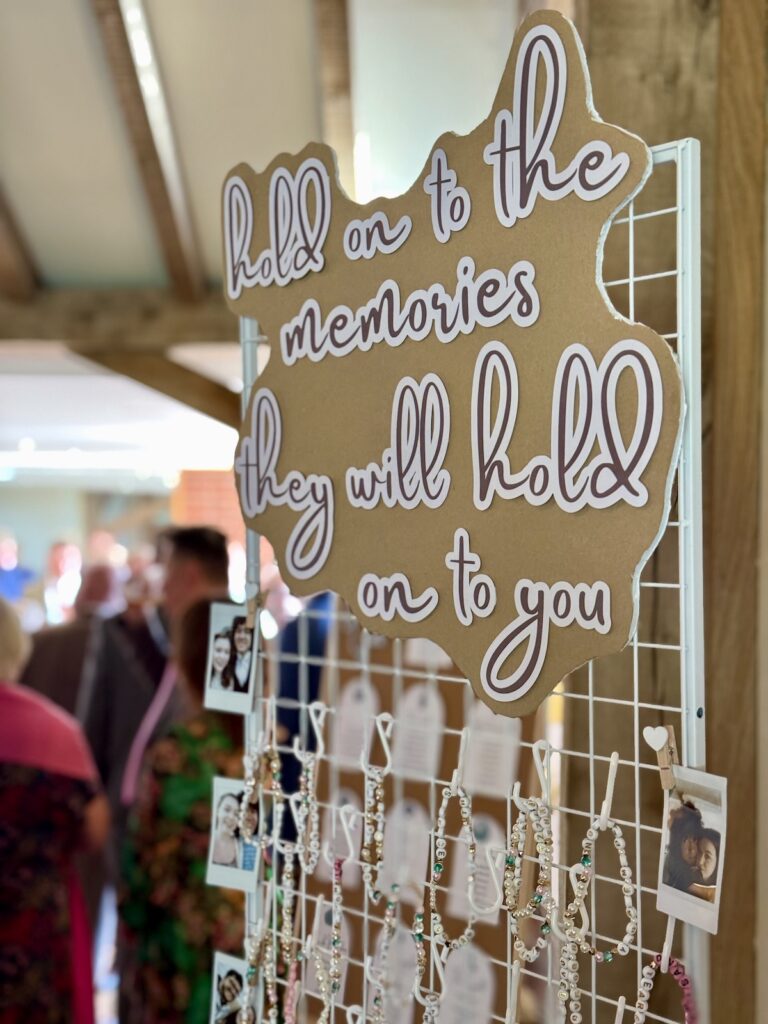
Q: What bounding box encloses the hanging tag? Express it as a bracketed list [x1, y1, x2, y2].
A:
[447, 813, 505, 926]
[463, 701, 521, 798]
[332, 677, 379, 767]
[403, 637, 453, 671]
[436, 945, 495, 1024]
[316, 789, 363, 889]
[306, 897, 351, 1001]
[380, 799, 431, 904]
[391, 684, 445, 780]
[366, 923, 417, 1024]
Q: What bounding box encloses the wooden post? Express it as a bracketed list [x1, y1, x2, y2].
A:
[708, 0, 767, 1020]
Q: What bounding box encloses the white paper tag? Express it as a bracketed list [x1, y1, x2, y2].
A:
[436, 945, 495, 1024]
[306, 896, 351, 1002]
[380, 799, 431, 904]
[463, 700, 521, 799]
[403, 637, 453, 670]
[316, 788, 362, 889]
[447, 813, 505, 927]
[392, 684, 445, 780]
[366, 923, 416, 1024]
[331, 677, 379, 767]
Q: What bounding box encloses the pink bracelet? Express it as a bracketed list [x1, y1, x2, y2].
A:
[632, 954, 697, 1023]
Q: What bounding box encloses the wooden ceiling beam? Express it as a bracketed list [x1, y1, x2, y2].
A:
[0, 183, 38, 302]
[0, 287, 235, 351]
[91, 0, 205, 301]
[313, 0, 355, 197]
[74, 350, 241, 428]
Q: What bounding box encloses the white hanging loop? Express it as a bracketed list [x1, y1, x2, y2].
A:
[412, 938, 446, 1006]
[360, 711, 395, 776]
[598, 751, 620, 830]
[505, 959, 521, 1024]
[345, 1005, 365, 1024]
[660, 915, 676, 973]
[322, 801, 358, 866]
[548, 862, 590, 942]
[613, 995, 627, 1023]
[450, 726, 470, 792]
[467, 845, 505, 915]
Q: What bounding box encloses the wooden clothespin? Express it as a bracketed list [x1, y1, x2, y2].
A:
[245, 592, 261, 630]
[643, 724, 679, 790]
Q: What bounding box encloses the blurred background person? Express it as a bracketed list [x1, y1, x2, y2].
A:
[21, 563, 123, 715]
[80, 525, 230, 865]
[0, 596, 109, 1024]
[119, 598, 244, 1024]
[24, 539, 83, 626]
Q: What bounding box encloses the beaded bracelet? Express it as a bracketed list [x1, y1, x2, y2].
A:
[238, 749, 262, 843]
[427, 784, 477, 952]
[361, 765, 387, 904]
[296, 751, 321, 874]
[561, 816, 637, 962]
[631, 955, 698, 1024]
[370, 884, 400, 1024]
[503, 796, 555, 963]
[313, 857, 345, 1024]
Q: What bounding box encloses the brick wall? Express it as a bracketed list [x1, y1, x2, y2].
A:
[170, 470, 245, 547]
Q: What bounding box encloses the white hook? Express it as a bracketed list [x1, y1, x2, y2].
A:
[412, 939, 446, 1006]
[510, 780, 527, 813]
[660, 915, 675, 973]
[345, 1006, 365, 1024]
[613, 995, 627, 1023]
[451, 727, 470, 792]
[360, 711, 395, 776]
[532, 739, 551, 803]
[364, 954, 383, 987]
[599, 752, 620, 830]
[547, 862, 590, 943]
[293, 700, 328, 762]
[287, 790, 303, 833]
[322, 801, 358, 866]
[468, 846, 504, 915]
[505, 960, 521, 1024]
[309, 701, 328, 758]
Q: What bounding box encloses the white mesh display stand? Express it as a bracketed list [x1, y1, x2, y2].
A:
[235, 137, 704, 1024]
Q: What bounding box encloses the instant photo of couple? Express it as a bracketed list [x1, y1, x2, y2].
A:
[657, 764, 726, 934]
[204, 603, 256, 715]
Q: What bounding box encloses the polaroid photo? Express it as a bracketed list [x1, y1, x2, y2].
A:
[206, 776, 259, 892]
[656, 764, 727, 934]
[210, 952, 256, 1024]
[203, 602, 257, 715]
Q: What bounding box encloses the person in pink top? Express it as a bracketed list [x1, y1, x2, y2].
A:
[0, 597, 109, 1024]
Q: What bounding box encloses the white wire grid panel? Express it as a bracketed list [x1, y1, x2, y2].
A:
[236, 137, 704, 1024]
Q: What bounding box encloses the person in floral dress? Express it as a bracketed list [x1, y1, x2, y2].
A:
[119, 599, 246, 1024]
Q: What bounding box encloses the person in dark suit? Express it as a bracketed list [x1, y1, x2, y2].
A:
[21, 564, 121, 715]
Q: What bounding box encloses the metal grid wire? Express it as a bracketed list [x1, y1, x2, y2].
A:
[236, 138, 704, 1024]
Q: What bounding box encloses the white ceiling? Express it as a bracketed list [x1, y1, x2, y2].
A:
[0, 342, 239, 487]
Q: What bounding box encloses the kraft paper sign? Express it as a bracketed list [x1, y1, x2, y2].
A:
[224, 12, 684, 717]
